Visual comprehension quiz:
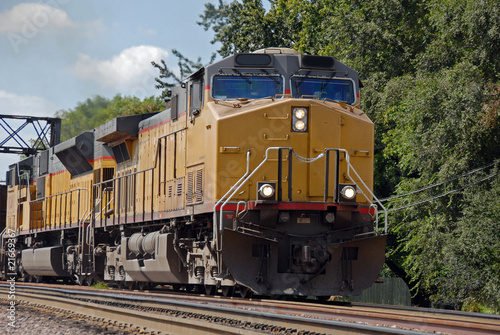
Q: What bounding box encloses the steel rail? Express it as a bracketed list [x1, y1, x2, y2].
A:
[4, 283, 500, 334]
[1, 288, 256, 335]
[0, 284, 429, 335]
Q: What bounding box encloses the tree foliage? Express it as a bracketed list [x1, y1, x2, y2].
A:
[200, 0, 500, 310]
[152, 49, 215, 99]
[55, 95, 164, 140]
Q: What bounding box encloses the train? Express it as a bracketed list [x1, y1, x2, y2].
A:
[0, 47, 386, 298]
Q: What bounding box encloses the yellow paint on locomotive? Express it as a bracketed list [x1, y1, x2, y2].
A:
[199, 96, 374, 205]
[136, 84, 375, 211]
[8, 55, 373, 230]
[136, 110, 188, 216]
[6, 186, 19, 231]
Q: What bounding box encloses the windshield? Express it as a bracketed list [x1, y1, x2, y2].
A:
[212, 75, 283, 100]
[291, 76, 355, 104]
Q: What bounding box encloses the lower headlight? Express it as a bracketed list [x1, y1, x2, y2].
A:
[259, 183, 275, 198]
[340, 185, 356, 200]
[294, 120, 306, 131]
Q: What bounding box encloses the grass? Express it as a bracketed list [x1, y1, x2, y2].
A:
[91, 281, 109, 290]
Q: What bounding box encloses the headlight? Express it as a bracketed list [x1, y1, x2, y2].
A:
[257, 182, 277, 202]
[292, 107, 308, 132]
[294, 120, 306, 131]
[259, 183, 275, 198]
[340, 185, 356, 200]
[294, 108, 306, 120]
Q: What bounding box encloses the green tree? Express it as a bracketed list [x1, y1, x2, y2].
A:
[152, 49, 215, 99]
[199, 0, 430, 79]
[199, 0, 500, 309]
[55, 95, 110, 141]
[449, 171, 500, 312]
[199, 0, 277, 57]
[369, 63, 500, 307]
[55, 95, 164, 140]
[418, 0, 500, 80]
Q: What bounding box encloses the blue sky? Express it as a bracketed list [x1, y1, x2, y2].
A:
[0, 0, 220, 179]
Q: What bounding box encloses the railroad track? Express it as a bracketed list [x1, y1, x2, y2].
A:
[1, 282, 499, 334]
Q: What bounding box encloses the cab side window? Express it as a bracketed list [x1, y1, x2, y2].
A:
[190, 79, 203, 116]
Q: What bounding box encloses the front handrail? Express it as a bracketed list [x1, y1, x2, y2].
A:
[213, 150, 251, 251]
[214, 147, 388, 237]
[218, 147, 286, 237]
[339, 148, 388, 234]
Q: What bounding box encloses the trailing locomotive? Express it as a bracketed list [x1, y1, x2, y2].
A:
[1, 48, 386, 298]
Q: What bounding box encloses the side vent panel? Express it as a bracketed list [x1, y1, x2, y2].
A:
[166, 177, 184, 211]
[186, 165, 204, 205]
[195, 169, 203, 203]
[186, 171, 194, 205]
[112, 142, 131, 164]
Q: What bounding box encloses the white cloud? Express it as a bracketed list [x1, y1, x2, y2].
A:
[72, 45, 169, 95]
[0, 3, 76, 34]
[0, 90, 59, 117]
[0, 3, 104, 52]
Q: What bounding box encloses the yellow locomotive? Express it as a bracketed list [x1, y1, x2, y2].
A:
[2, 48, 386, 298]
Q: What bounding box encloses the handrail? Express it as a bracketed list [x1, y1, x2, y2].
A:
[29, 188, 90, 229]
[236, 201, 247, 218]
[218, 147, 285, 235]
[92, 187, 114, 221]
[86, 187, 114, 247]
[339, 148, 388, 234]
[0, 228, 7, 248]
[0, 228, 7, 277]
[29, 187, 90, 278]
[213, 147, 388, 240]
[212, 150, 251, 252]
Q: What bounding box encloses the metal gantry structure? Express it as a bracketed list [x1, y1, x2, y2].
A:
[0, 114, 61, 156]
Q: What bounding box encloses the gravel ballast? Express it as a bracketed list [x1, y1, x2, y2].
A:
[0, 299, 160, 335]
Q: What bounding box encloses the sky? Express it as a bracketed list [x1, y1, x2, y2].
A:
[0, 0, 220, 181]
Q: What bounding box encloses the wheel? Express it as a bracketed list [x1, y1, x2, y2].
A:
[172, 284, 181, 292]
[222, 286, 234, 297]
[127, 281, 136, 290]
[204, 285, 216, 295]
[238, 285, 253, 298]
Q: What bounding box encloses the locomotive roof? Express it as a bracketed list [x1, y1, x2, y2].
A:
[198, 48, 360, 95]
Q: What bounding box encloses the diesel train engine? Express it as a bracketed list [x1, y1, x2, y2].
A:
[1, 48, 387, 298]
